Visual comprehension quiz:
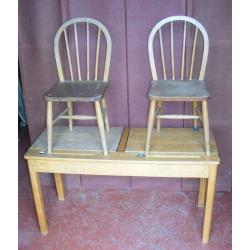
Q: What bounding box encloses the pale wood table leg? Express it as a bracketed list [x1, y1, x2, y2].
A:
[95, 101, 108, 156]
[198, 178, 207, 207]
[145, 100, 156, 155]
[54, 173, 65, 200]
[67, 101, 73, 131]
[47, 101, 53, 154]
[29, 164, 48, 235]
[202, 165, 217, 243]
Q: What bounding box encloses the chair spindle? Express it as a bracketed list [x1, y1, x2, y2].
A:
[95, 28, 101, 80]
[86, 22, 90, 80]
[189, 27, 198, 80]
[74, 23, 81, 80]
[181, 21, 187, 80]
[159, 28, 167, 80]
[170, 21, 175, 80]
[64, 29, 74, 80]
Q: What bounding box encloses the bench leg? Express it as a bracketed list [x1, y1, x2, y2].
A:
[54, 173, 65, 201]
[202, 165, 217, 243]
[198, 178, 207, 207]
[95, 101, 108, 156]
[145, 100, 156, 155]
[29, 167, 48, 235]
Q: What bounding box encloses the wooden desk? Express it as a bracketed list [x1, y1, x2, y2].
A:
[24, 127, 220, 243]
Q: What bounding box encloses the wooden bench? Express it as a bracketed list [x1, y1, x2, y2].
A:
[24, 127, 220, 243]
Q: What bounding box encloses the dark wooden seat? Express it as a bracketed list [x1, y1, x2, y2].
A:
[45, 81, 109, 102]
[149, 80, 210, 101]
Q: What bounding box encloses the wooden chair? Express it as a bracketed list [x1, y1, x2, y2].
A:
[145, 16, 210, 156]
[45, 18, 112, 155]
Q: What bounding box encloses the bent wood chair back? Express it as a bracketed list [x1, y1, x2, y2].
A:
[148, 16, 209, 81]
[54, 17, 112, 82]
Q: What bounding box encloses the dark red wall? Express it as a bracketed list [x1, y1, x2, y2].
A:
[19, 0, 231, 191]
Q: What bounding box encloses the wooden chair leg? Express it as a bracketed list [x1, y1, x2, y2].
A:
[29, 168, 48, 235]
[54, 173, 65, 200]
[95, 101, 108, 155]
[156, 101, 163, 132]
[67, 101, 73, 131]
[198, 178, 207, 207]
[101, 98, 110, 132]
[47, 101, 53, 154]
[145, 100, 156, 155]
[202, 100, 210, 155]
[202, 165, 217, 243]
[193, 101, 198, 129]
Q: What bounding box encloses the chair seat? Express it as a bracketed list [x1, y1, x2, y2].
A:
[45, 81, 109, 102]
[148, 80, 210, 101]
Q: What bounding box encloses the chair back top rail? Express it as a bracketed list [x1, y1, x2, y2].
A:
[54, 17, 112, 82]
[148, 16, 209, 81]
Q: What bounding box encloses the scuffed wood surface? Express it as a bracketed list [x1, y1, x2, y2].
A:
[31, 126, 122, 152]
[45, 81, 109, 102]
[149, 80, 210, 101]
[126, 128, 218, 159]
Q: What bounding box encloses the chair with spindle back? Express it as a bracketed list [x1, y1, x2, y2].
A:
[45, 18, 112, 155]
[145, 16, 210, 156]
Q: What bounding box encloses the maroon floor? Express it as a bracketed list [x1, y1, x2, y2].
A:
[18, 127, 231, 250]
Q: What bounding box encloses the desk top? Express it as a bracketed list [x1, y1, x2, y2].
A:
[25, 126, 219, 165]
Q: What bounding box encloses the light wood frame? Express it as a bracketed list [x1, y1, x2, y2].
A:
[27, 159, 217, 243]
[47, 18, 112, 156]
[25, 128, 219, 244]
[146, 16, 210, 156]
